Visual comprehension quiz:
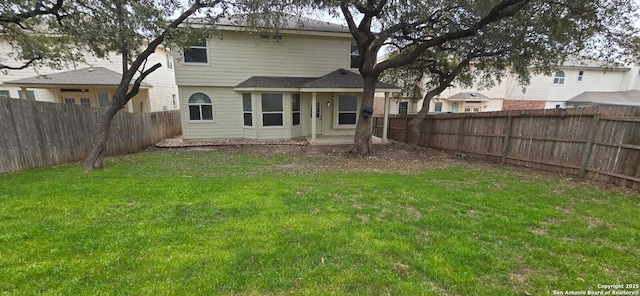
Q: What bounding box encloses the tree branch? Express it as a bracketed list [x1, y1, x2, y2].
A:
[0, 0, 65, 25]
[125, 63, 161, 101]
[0, 56, 42, 71]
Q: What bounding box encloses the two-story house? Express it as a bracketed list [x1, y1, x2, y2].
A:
[380, 58, 640, 114]
[0, 38, 180, 113]
[174, 17, 399, 141]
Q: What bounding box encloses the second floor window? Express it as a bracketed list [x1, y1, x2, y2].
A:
[578, 70, 584, 82]
[166, 54, 174, 69]
[553, 71, 565, 85]
[184, 40, 208, 63]
[350, 41, 361, 69]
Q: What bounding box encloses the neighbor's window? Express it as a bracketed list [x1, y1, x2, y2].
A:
[262, 93, 283, 127]
[64, 98, 76, 104]
[172, 94, 177, 106]
[350, 41, 361, 69]
[0, 90, 10, 99]
[184, 40, 208, 63]
[464, 107, 471, 112]
[292, 93, 300, 126]
[18, 90, 36, 101]
[97, 90, 110, 107]
[242, 93, 252, 127]
[553, 71, 565, 85]
[80, 98, 91, 106]
[434, 102, 443, 112]
[577, 70, 584, 82]
[166, 54, 174, 69]
[188, 92, 213, 121]
[398, 101, 408, 115]
[338, 94, 358, 125]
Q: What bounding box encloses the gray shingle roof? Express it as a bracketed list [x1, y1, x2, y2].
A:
[447, 92, 490, 101]
[191, 14, 350, 34]
[566, 90, 640, 107]
[235, 69, 400, 90]
[3, 67, 152, 87]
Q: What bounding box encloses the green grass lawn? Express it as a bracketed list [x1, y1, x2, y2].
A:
[1, 147, 638, 295]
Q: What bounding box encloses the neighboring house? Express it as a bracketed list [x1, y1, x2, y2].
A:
[174, 16, 399, 141]
[376, 57, 640, 114]
[566, 90, 640, 107]
[0, 38, 180, 113]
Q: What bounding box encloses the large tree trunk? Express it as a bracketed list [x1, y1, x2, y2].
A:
[407, 95, 433, 145]
[83, 91, 126, 171]
[351, 75, 378, 155]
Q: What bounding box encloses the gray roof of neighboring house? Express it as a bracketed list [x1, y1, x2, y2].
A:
[447, 92, 490, 101]
[192, 14, 350, 34]
[3, 67, 152, 87]
[235, 69, 400, 90]
[566, 90, 640, 107]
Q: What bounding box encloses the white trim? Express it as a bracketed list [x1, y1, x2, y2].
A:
[335, 93, 358, 127]
[182, 40, 209, 65]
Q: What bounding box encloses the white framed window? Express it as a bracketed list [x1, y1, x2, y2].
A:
[80, 98, 91, 106]
[166, 54, 174, 69]
[398, 101, 408, 115]
[553, 71, 565, 85]
[0, 90, 10, 99]
[337, 94, 358, 125]
[183, 40, 208, 63]
[242, 93, 252, 127]
[292, 93, 300, 126]
[97, 90, 109, 107]
[350, 41, 361, 69]
[261, 93, 283, 127]
[464, 107, 471, 112]
[434, 102, 443, 112]
[577, 70, 584, 82]
[18, 90, 36, 101]
[64, 98, 76, 104]
[188, 93, 213, 121]
[172, 94, 177, 106]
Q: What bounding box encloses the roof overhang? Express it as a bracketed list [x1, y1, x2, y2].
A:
[444, 98, 490, 102]
[2, 83, 151, 89]
[233, 87, 401, 93]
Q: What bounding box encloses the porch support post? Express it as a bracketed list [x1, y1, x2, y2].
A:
[20, 87, 28, 100]
[311, 92, 317, 141]
[382, 92, 390, 143]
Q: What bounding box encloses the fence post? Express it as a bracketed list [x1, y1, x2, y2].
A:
[580, 116, 600, 177]
[501, 115, 514, 163]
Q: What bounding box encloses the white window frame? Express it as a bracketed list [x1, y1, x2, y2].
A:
[0, 90, 10, 99]
[188, 92, 214, 122]
[166, 54, 174, 69]
[553, 71, 565, 85]
[261, 93, 284, 128]
[242, 93, 253, 127]
[183, 40, 208, 64]
[350, 40, 360, 69]
[80, 98, 91, 106]
[64, 98, 76, 104]
[577, 70, 584, 82]
[336, 94, 358, 127]
[292, 93, 301, 126]
[398, 101, 409, 115]
[18, 90, 36, 101]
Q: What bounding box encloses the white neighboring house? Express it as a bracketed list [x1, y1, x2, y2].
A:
[378, 58, 640, 114]
[173, 16, 399, 141]
[0, 38, 179, 113]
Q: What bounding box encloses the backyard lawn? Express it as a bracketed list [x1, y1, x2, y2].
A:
[0, 145, 638, 295]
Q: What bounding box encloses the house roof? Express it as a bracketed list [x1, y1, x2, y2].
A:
[191, 14, 350, 34]
[566, 90, 640, 107]
[446, 92, 490, 101]
[3, 67, 152, 88]
[235, 69, 400, 92]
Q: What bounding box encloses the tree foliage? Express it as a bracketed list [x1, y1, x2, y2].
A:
[0, 0, 82, 72]
[282, 0, 639, 153]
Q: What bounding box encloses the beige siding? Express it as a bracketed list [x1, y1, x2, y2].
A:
[181, 86, 244, 140]
[0, 38, 179, 112]
[174, 31, 352, 87]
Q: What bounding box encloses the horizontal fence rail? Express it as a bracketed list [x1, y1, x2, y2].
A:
[374, 106, 640, 190]
[0, 98, 182, 174]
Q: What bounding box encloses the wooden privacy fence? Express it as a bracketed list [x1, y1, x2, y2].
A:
[374, 106, 640, 190]
[0, 98, 182, 174]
